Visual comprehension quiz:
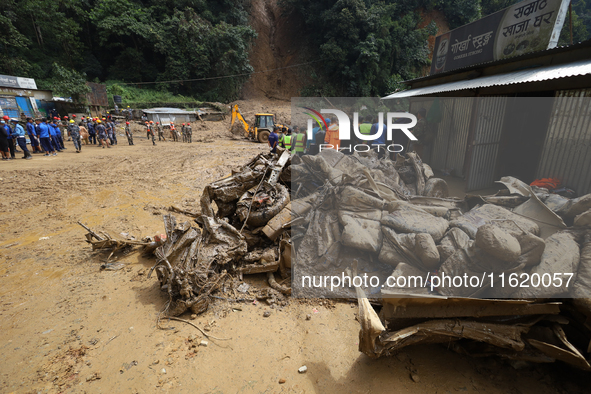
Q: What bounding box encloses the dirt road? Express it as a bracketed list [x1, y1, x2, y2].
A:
[0, 106, 588, 393]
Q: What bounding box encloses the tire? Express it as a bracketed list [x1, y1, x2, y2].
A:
[245, 183, 290, 227]
[258, 130, 270, 144]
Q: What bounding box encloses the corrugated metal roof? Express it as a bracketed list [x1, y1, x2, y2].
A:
[142, 107, 196, 114]
[383, 59, 591, 98]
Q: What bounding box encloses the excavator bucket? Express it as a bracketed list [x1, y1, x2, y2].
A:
[230, 104, 249, 135]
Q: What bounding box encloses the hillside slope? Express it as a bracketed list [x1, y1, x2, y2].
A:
[241, 0, 313, 100]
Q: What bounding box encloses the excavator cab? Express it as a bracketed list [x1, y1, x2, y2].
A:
[253, 114, 275, 143]
[229, 105, 277, 143]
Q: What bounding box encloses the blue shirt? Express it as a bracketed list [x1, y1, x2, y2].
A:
[26, 122, 36, 136]
[49, 123, 58, 136]
[370, 122, 387, 145]
[38, 123, 51, 138]
[13, 124, 25, 137]
[4, 124, 12, 139]
[268, 132, 279, 153]
[307, 126, 320, 147]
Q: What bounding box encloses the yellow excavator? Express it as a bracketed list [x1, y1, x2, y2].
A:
[230, 104, 282, 143]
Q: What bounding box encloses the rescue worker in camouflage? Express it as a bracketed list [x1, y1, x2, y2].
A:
[181, 123, 186, 142]
[68, 119, 82, 153]
[125, 122, 134, 145]
[96, 120, 110, 149]
[87, 119, 97, 144]
[105, 119, 114, 145]
[185, 123, 192, 143]
[110, 120, 118, 145]
[147, 122, 156, 146]
[156, 122, 165, 141]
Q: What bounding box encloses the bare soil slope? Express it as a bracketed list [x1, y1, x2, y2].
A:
[241, 0, 311, 100]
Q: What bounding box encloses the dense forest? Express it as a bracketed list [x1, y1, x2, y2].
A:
[0, 0, 589, 102]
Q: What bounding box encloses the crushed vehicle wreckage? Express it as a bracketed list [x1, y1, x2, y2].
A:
[80, 147, 591, 370]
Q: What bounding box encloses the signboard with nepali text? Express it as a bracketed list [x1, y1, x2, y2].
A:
[0, 74, 37, 90]
[430, 0, 569, 75]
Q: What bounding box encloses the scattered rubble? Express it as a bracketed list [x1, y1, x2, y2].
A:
[79, 147, 591, 370]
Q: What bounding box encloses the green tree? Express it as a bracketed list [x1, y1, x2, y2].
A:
[38, 63, 91, 101]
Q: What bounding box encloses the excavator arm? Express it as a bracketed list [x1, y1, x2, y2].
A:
[230, 104, 249, 134]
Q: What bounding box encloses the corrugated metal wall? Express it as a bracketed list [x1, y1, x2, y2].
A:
[466, 96, 508, 191]
[428, 98, 473, 177]
[536, 89, 591, 195]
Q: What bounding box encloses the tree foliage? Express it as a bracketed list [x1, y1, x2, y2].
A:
[0, 0, 256, 102]
[1, 0, 590, 102]
[37, 63, 91, 100]
[282, 0, 437, 96]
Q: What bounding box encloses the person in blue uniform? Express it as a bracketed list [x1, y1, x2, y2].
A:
[0, 120, 10, 160]
[10, 119, 32, 159]
[38, 118, 56, 156]
[26, 118, 42, 153]
[268, 126, 279, 154]
[49, 119, 62, 152]
[87, 119, 97, 144]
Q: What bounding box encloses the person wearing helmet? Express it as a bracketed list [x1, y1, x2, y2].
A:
[156, 121, 164, 141]
[146, 121, 156, 146]
[0, 120, 9, 160]
[126, 106, 132, 121]
[87, 117, 97, 144]
[2, 116, 17, 159]
[125, 121, 134, 145]
[170, 121, 177, 142]
[96, 120, 110, 148]
[185, 122, 192, 143]
[67, 119, 82, 153]
[181, 123, 186, 143]
[10, 119, 32, 159]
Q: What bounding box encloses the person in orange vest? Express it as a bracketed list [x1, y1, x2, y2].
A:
[324, 117, 340, 151]
[170, 122, 177, 142]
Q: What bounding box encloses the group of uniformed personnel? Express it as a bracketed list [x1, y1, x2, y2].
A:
[144, 121, 193, 145]
[0, 113, 127, 160]
[268, 125, 306, 156]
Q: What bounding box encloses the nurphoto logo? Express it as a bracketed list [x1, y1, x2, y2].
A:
[301, 106, 418, 153]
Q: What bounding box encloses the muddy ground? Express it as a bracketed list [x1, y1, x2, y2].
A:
[1, 100, 589, 393]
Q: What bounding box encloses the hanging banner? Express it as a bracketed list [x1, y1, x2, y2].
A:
[431, 0, 569, 75]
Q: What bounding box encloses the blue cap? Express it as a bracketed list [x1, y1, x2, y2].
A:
[325, 118, 330, 123]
